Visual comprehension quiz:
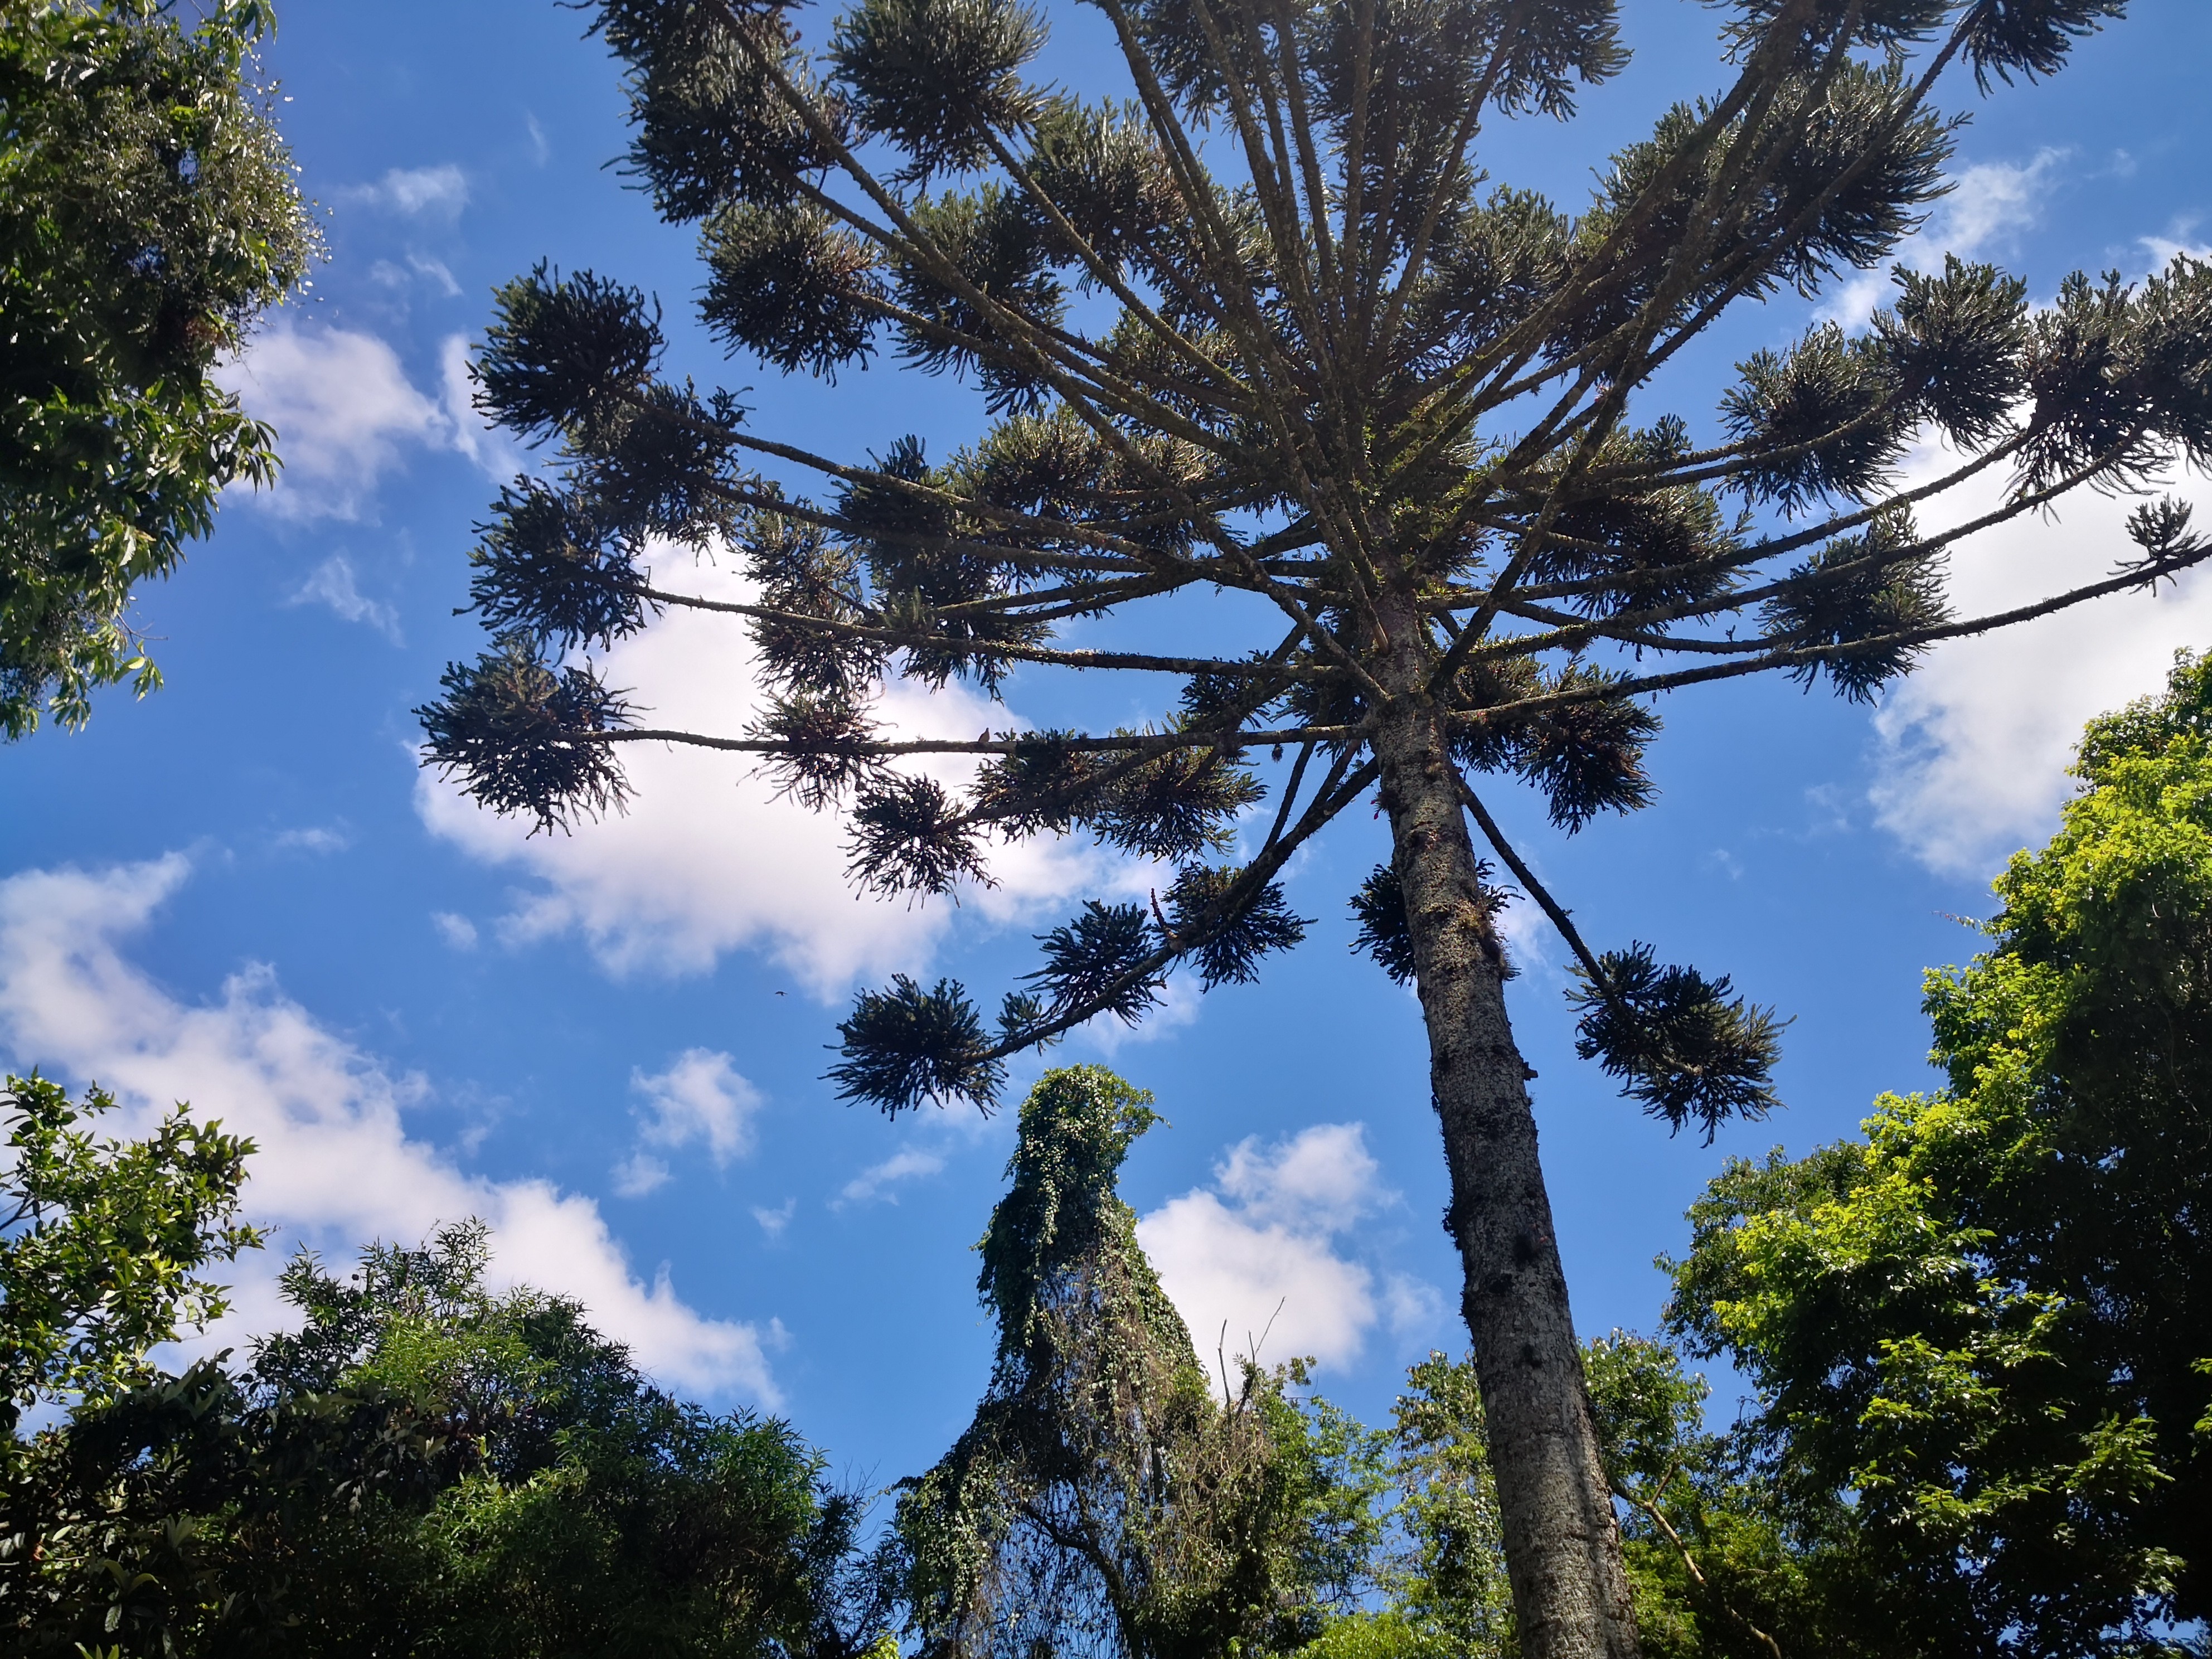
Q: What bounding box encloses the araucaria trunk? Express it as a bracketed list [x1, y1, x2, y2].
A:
[1374, 630, 1640, 1659]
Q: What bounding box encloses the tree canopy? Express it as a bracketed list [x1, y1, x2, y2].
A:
[1664, 650, 2212, 1655]
[6, 1217, 886, 1659]
[413, 0, 2203, 1647]
[0, 0, 316, 738]
[0, 1073, 260, 1445]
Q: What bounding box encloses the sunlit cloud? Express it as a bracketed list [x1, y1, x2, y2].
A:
[0, 855, 782, 1404]
[1867, 439, 2212, 877]
[1139, 1122, 1427, 1385]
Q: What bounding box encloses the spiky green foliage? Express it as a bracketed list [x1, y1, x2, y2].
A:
[1350, 859, 1515, 988]
[828, 973, 1005, 1111]
[1566, 944, 1785, 1141]
[420, 0, 2194, 1143]
[1350, 864, 1420, 986]
[415, 636, 636, 833]
[1, 0, 317, 738]
[1162, 863, 1307, 988]
[892, 1066, 1382, 1659]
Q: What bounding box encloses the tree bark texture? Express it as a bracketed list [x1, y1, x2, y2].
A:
[1373, 630, 1641, 1659]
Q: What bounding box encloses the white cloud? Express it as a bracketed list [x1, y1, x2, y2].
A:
[835, 1147, 947, 1207]
[626, 1049, 762, 1177]
[368, 254, 463, 298]
[2141, 230, 2211, 271]
[410, 254, 462, 298]
[341, 163, 469, 220]
[271, 825, 351, 856]
[1939, 150, 2067, 258]
[753, 1197, 797, 1238]
[431, 911, 479, 950]
[439, 334, 526, 481]
[1075, 974, 1202, 1056]
[216, 321, 451, 520]
[1138, 1123, 1404, 1384]
[0, 855, 780, 1404]
[216, 323, 515, 520]
[289, 554, 401, 641]
[1868, 440, 2212, 876]
[415, 556, 1117, 991]
[1492, 889, 1555, 980]
[1824, 148, 2069, 328]
[1383, 1272, 1449, 1338]
[611, 1152, 671, 1199]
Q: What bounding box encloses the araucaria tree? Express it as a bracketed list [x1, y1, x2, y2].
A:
[419, 0, 2212, 1650]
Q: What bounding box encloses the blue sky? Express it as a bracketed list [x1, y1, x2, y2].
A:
[6, 0, 2212, 1479]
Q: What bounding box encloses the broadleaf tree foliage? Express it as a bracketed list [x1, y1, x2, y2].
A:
[416, 0, 2206, 1650]
[1663, 650, 2212, 1653]
[6, 1217, 893, 1658]
[0, 0, 317, 738]
[0, 1074, 261, 1445]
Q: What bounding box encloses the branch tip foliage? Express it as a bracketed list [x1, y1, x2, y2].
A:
[415, 0, 2179, 1124]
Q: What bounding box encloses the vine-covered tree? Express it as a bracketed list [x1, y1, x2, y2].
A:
[1, 0, 317, 738]
[894, 1065, 1380, 1659]
[416, 0, 2210, 1649]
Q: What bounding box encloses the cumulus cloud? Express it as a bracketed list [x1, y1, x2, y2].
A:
[289, 554, 401, 640]
[215, 323, 516, 519]
[613, 1050, 763, 1195]
[216, 321, 451, 519]
[0, 855, 781, 1404]
[341, 163, 469, 220]
[416, 556, 1120, 991]
[1823, 148, 2068, 328]
[752, 1198, 797, 1239]
[1867, 441, 2212, 876]
[1138, 1123, 1408, 1385]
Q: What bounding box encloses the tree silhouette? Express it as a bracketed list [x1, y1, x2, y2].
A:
[418, 0, 2210, 1650]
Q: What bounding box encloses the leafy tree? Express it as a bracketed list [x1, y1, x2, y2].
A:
[894, 1065, 1384, 1659]
[0, 1073, 261, 1443]
[1665, 651, 2212, 1655]
[9, 1220, 889, 1659]
[414, 0, 2212, 1646]
[1, 0, 316, 738]
[1302, 1350, 1517, 1659]
[1582, 1332, 1838, 1659]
